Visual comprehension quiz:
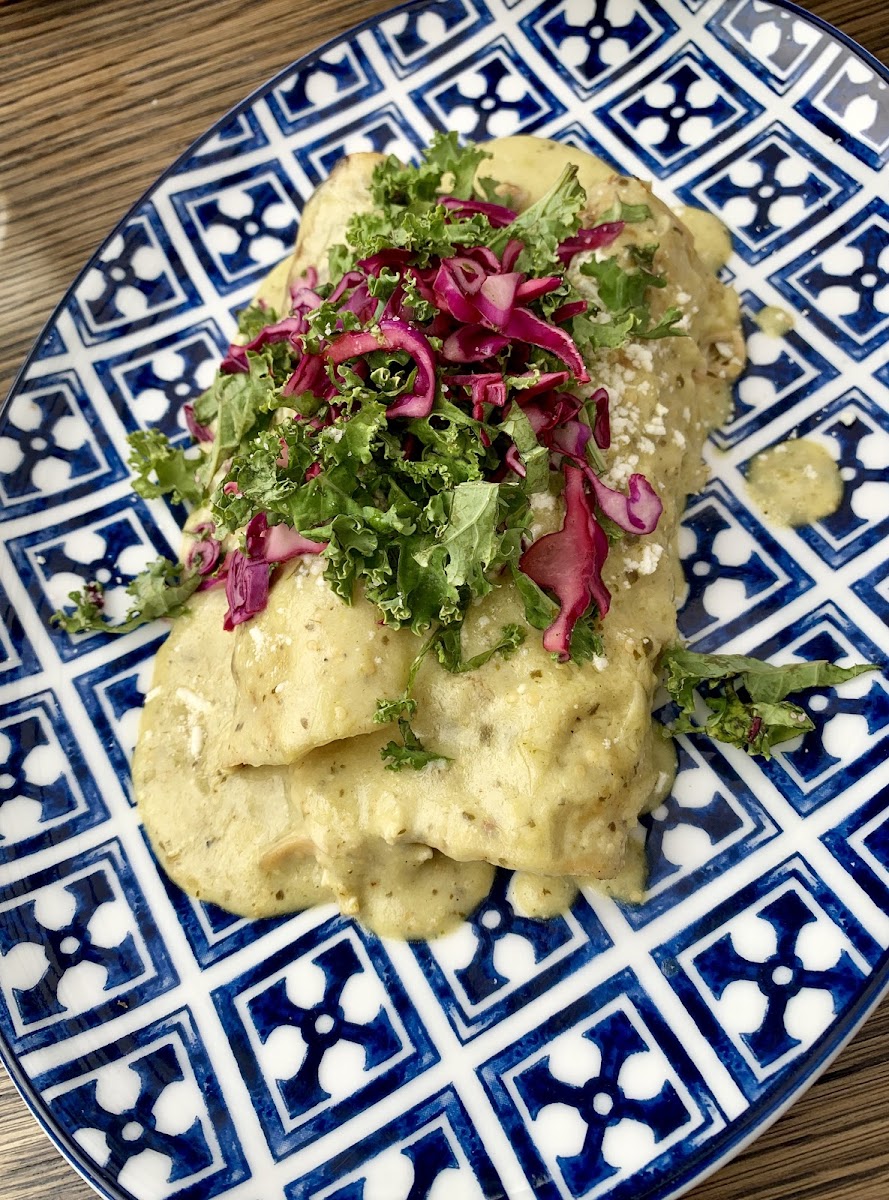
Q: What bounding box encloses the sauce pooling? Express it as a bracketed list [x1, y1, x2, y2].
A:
[747, 438, 843, 526]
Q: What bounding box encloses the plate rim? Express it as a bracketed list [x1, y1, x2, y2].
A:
[2, 1, 888, 1198]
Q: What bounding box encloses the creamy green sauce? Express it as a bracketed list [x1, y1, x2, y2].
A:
[675, 205, 733, 274]
[754, 305, 795, 337]
[747, 438, 843, 527]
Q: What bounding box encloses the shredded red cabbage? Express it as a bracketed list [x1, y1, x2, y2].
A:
[183, 403, 214, 444]
[555, 221, 624, 264]
[440, 196, 517, 226]
[519, 465, 611, 658]
[223, 552, 269, 630]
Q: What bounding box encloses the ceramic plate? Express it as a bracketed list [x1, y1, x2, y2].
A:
[1, 1, 887, 1197]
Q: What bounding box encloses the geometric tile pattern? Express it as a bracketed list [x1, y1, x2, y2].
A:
[677, 477, 815, 651]
[521, 0, 678, 100]
[5, 494, 179, 664]
[707, 0, 827, 94]
[0, 369, 128, 521]
[738, 388, 889, 569]
[677, 120, 860, 262]
[796, 49, 889, 169]
[653, 855, 882, 1098]
[631, 739, 781, 927]
[212, 917, 439, 1159]
[479, 966, 728, 1200]
[0, 690, 110, 864]
[599, 42, 764, 178]
[1, 1, 887, 1199]
[92, 317, 228, 441]
[0, 839, 178, 1055]
[411, 868, 613, 1041]
[770, 198, 889, 360]
[411, 35, 567, 139]
[714, 290, 839, 449]
[284, 1088, 505, 1199]
[36, 1007, 249, 1200]
[754, 603, 889, 817]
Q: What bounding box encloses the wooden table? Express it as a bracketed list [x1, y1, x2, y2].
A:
[1, 1, 887, 1197]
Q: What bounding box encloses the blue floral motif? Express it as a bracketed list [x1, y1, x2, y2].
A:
[678, 121, 860, 263]
[69, 207, 198, 345]
[411, 870, 611, 1042]
[744, 388, 889, 569]
[249, 937, 403, 1120]
[522, 0, 677, 99]
[56, 1041, 214, 1183]
[657, 857, 881, 1094]
[480, 970, 725, 1200]
[0, 841, 177, 1054]
[170, 164, 299, 294]
[708, 0, 825, 93]
[696, 889, 865, 1067]
[413, 39, 563, 139]
[375, 0, 491, 79]
[598, 44, 762, 176]
[457, 871, 577, 1003]
[678, 478, 812, 650]
[760, 612, 889, 815]
[267, 43, 382, 135]
[771, 198, 889, 359]
[94, 319, 228, 442]
[6, 494, 178, 663]
[296, 106, 425, 186]
[0, 691, 109, 863]
[796, 55, 889, 169]
[37, 1008, 248, 1198]
[0, 370, 126, 520]
[629, 741, 779, 928]
[213, 919, 438, 1158]
[714, 291, 839, 450]
[516, 1008, 690, 1195]
[286, 1089, 505, 1200]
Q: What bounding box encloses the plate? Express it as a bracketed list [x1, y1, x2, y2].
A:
[1, 1, 887, 1198]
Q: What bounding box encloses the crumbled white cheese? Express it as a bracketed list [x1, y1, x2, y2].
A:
[176, 687, 212, 715]
[190, 725, 204, 759]
[625, 343, 654, 373]
[633, 543, 663, 576]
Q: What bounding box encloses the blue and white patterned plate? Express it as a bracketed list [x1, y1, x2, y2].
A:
[1, 1, 887, 1197]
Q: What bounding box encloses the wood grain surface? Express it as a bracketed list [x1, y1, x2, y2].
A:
[1, 1, 887, 1197]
